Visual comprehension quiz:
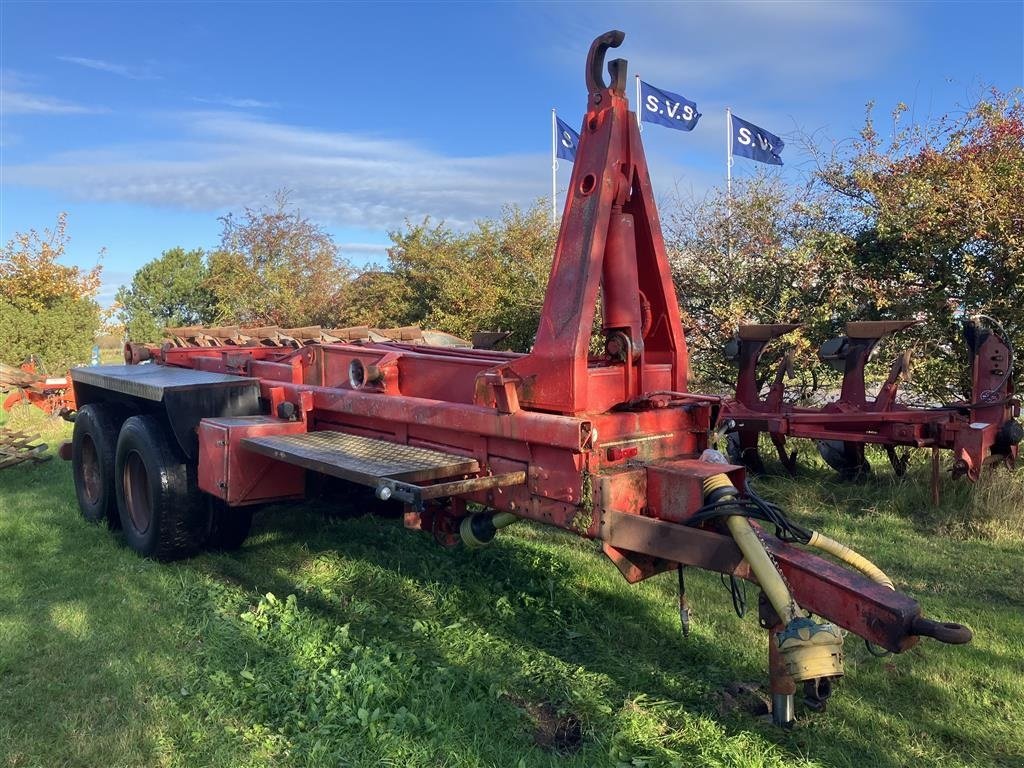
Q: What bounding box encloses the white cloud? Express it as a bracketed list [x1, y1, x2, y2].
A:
[1, 89, 100, 115]
[3, 111, 550, 231]
[57, 56, 158, 80]
[339, 242, 390, 254]
[1, 70, 104, 115]
[192, 96, 278, 109]
[535, 2, 906, 93]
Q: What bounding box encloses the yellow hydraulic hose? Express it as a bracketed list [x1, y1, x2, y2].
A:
[805, 531, 894, 590]
[701, 465, 845, 683]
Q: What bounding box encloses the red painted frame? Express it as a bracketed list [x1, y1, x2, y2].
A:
[120, 32, 971, 690]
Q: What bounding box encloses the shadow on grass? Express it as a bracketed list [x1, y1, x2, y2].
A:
[191, 494, 992, 768]
[2, 452, 1020, 767]
[0, 459, 188, 765]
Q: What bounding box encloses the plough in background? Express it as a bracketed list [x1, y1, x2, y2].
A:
[719, 318, 1020, 499]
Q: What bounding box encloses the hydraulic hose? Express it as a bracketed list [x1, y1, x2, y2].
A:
[805, 531, 894, 590]
[700, 455, 845, 684]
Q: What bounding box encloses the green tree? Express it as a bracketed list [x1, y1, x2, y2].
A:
[333, 269, 414, 331]
[115, 247, 215, 342]
[206, 192, 352, 327]
[816, 88, 1024, 400]
[665, 173, 857, 392]
[0, 213, 102, 370]
[469, 204, 558, 349]
[357, 202, 556, 349]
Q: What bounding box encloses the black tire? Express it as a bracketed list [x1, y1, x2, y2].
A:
[114, 414, 207, 561]
[816, 440, 871, 481]
[205, 499, 254, 551]
[726, 431, 766, 474]
[71, 403, 124, 528]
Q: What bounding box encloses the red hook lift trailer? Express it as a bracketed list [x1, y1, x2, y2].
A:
[62, 31, 972, 726]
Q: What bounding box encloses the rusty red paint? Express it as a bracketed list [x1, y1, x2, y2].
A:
[198, 416, 306, 505]
[722, 319, 1019, 484]
[91, 30, 972, 697]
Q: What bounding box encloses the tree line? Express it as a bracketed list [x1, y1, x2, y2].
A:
[2, 89, 1021, 403]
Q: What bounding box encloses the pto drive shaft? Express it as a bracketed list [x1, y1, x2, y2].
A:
[701, 451, 845, 685]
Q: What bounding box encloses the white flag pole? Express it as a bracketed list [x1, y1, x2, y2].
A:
[726, 107, 733, 260]
[551, 108, 558, 225]
[635, 75, 642, 131]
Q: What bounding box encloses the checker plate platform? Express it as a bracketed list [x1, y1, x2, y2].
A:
[71, 364, 257, 402]
[241, 431, 480, 486]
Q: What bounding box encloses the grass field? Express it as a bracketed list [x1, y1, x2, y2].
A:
[1, 404, 1022, 768]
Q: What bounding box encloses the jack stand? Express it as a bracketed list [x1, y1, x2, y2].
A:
[772, 692, 795, 726]
[761, 593, 796, 727]
[769, 623, 797, 726]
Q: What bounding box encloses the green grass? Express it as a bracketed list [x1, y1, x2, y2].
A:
[1, 405, 1022, 767]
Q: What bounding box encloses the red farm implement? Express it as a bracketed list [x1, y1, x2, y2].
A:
[155, 324, 473, 350]
[719, 319, 1020, 498]
[61, 31, 974, 726]
[1, 361, 76, 416]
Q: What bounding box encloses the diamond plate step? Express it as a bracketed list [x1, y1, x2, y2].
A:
[240, 430, 480, 486]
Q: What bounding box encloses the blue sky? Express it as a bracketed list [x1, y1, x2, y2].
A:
[2, 1, 1022, 306]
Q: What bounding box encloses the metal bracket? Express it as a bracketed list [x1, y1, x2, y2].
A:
[376, 470, 528, 509]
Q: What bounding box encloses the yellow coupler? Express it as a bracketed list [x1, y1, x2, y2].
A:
[702, 469, 844, 683]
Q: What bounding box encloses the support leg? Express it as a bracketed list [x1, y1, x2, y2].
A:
[768, 623, 796, 727]
[760, 592, 796, 727]
[885, 445, 909, 477]
[770, 433, 798, 475]
[677, 565, 690, 637]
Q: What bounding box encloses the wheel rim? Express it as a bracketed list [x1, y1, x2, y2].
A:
[80, 435, 101, 505]
[122, 450, 152, 533]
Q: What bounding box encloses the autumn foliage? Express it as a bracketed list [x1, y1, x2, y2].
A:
[0, 213, 101, 312]
[118, 201, 557, 351]
[669, 87, 1023, 401]
[0, 213, 103, 370]
[205, 192, 353, 328]
[8, 88, 1019, 405]
[816, 88, 1023, 399]
[666, 173, 856, 392]
[333, 205, 557, 350]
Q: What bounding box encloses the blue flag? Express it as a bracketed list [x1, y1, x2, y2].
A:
[730, 113, 784, 165]
[555, 116, 580, 162]
[639, 80, 701, 131]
